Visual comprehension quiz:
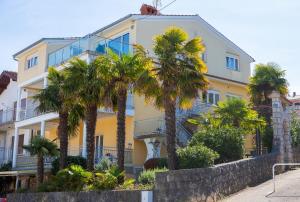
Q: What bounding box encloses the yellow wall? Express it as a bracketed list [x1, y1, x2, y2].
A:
[132, 139, 147, 166]
[135, 17, 252, 84]
[17, 43, 47, 84]
[44, 115, 134, 154]
[207, 78, 249, 101]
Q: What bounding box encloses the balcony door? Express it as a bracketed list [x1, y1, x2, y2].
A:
[11, 134, 24, 155]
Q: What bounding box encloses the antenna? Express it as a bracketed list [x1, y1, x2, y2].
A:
[153, 0, 162, 9]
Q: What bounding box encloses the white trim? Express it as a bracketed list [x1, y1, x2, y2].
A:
[18, 73, 47, 88]
[15, 112, 58, 128]
[226, 93, 242, 100]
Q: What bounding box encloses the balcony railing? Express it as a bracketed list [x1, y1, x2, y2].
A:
[0, 109, 16, 125]
[0, 147, 13, 165]
[48, 37, 89, 67]
[134, 117, 166, 137]
[19, 103, 42, 121]
[15, 146, 133, 169]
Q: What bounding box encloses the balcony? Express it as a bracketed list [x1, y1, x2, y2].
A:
[48, 37, 89, 67]
[47, 33, 130, 68]
[0, 147, 13, 164]
[15, 146, 133, 169]
[19, 103, 43, 121]
[0, 109, 16, 126]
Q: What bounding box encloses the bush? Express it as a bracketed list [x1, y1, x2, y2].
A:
[144, 158, 168, 170]
[177, 145, 219, 169]
[107, 165, 125, 184]
[138, 168, 168, 185]
[189, 127, 244, 163]
[0, 162, 13, 197]
[39, 165, 92, 192]
[51, 156, 87, 175]
[95, 158, 113, 172]
[88, 172, 118, 190]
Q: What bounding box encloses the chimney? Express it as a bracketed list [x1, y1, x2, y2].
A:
[140, 4, 160, 15]
[293, 92, 297, 97]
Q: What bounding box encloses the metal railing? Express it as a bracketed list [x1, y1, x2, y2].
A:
[271, 163, 300, 193]
[134, 117, 166, 137]
[15, 146, 133, 168]
[19, 102, 42, 121]
[0, 147, 13, 164]
[0, 109, 15, 125]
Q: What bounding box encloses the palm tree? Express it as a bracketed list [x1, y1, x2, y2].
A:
[23, 135, 58, 186]
[103, 47, 152, 171]
[137, 27, 208, 170]
[248, 62, 288, 151]
[64, 58, 108, 170]
[34, 67, 83, 169]
[249, 62, 288, 109]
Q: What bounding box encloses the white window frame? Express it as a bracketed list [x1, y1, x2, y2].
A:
[226, 53, 239, 71]
[226, 93, 242, 100]
[26, 54, 38, 69]
[206, 90, 220, 105]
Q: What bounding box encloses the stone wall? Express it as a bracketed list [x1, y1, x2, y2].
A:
[7, 190, 143, 202]
[154, 153, 278, 202]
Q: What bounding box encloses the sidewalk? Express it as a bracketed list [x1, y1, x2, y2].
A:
[222, 169, 300, 202]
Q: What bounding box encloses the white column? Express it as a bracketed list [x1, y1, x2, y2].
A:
[16, 87, 22, 121]
[12, 127, 19, 168]
[40, 121, 46, 137]
[82, 122, 87, 158]
[144, 139, 154, 160]
[43, 77, 48, 88]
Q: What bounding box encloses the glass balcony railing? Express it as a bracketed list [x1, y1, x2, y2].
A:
[48, 37, 89, 67]
[47, 33, 131, 67]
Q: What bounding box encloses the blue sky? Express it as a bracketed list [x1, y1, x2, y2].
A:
[0, 0, 299, 93]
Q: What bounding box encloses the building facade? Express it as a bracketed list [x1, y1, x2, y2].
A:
[11, 12, 254, 171]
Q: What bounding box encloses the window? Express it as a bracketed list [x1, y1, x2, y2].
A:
[226, 93, 242, 100]
[96, 33, 130, 56]
[203, 90, 220, 105]
[26, 56, 38, 69]
[226, 54, 239, 71]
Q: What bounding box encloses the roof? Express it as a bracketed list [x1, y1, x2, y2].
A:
[0, 71, 17, 95]
[129, 14, 254, 62]
[13, 13, 254, 63]
[13, 37, 80, 59]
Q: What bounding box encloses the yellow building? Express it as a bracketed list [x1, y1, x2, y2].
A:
[11, 12, 254, 172]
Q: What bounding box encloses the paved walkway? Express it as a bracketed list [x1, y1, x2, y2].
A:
[222, 169, 300, 202]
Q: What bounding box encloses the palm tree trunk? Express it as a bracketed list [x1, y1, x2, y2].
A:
[163, 88, 178, 170]
[86, 104, 98, 171]
[117, 88, 127, 171]
[58, 111, 69, 169]
[36, 154, 44, 186]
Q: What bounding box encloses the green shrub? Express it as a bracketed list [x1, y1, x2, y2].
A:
[189, 127, 244, 163]
[177, 145, 219, 169]
[39, 165, 92, 192]
[51, 156, 87, 175]
[107, 165, 125, 184]
[138, 168, 168, 185]
[95, 158, 113, 172]
[0, 162, 13, 196]
[88, 173, 117, 190]
[117, 178, 135, 190]
[144, 158, 168, 170]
